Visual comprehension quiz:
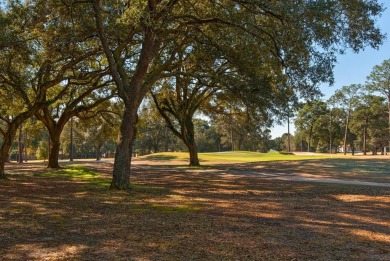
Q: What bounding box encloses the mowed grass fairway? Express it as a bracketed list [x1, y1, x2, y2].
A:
[140, 150, 331, 164]
[1, 152, 389, 260]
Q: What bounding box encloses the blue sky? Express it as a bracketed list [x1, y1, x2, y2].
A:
[271, 0, 390, 138]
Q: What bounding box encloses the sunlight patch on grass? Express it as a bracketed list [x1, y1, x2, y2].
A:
[138, 151, 331, 164]
[199, 151, 330, 162]
[350, 229, 390, 244]
[11, 243, 88, 260]
[337, 212, 390, 227]
[140, 152, 189, 161]
[255, 212, 284, 219]
[35, 165, 110, 189]
[333, 194, 389, 203]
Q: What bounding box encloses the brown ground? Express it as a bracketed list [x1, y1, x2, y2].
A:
[1, 159, 389, 260]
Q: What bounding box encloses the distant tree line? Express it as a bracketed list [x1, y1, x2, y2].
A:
[271, 59, 390, 155]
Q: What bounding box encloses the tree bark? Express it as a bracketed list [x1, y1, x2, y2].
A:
[183, 119, 200, 166]
[329, 111, 333, 154]
[70, 117, 74, 162]
[96, 143, 102, 161]
[287, 114, 291, 152]
[93, 0, 160, 189]
[308, 127, 313, 152]
[0, 136, 13, 179]
[47, 140, 61, 168]
[0, 115, 30, 179]
[363, 124, 367, 155]
[388, 99, 390, 155]
[110, 107, 137, 190]
[343, 110, 351, 155]
[24, 128, 28, 162]
[187, 142, 200, 166]
[36, 117, 68, 168]
[0, 156, 7, 179]
[164, 127, 169, 152]
[18, 124, 23, 163]
[156, 101, 200, 166]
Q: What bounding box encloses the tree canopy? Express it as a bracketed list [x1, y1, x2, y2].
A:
[0, 0, 386, 186]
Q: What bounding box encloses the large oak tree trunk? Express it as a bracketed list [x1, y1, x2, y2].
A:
[93, 0, 161, 189]
[43, 122, 66, 169]
[183, 119, 199, 166]
[0, 141, 12, 179]
[48, 139, 61, 168]
[0, 157, 7, 179]
[111, 107, 138, 190]
[0, 123, 20, 179]
[187, 142, 200, 166]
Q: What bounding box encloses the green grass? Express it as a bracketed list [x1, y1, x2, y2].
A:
[144, 154, 179, 161]
[35, 165, 199, 212]
[140, 152, 189, 161]
[139, 151, 331, 164]
[34, 164, 110, 189]
[199, 151, 312, 162]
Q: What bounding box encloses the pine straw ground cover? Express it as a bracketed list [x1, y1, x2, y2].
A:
[0, 160, 389, 260]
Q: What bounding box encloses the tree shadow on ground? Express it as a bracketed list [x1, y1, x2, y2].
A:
[219, 157, 390, 183]
[0, 162, 389, 260]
